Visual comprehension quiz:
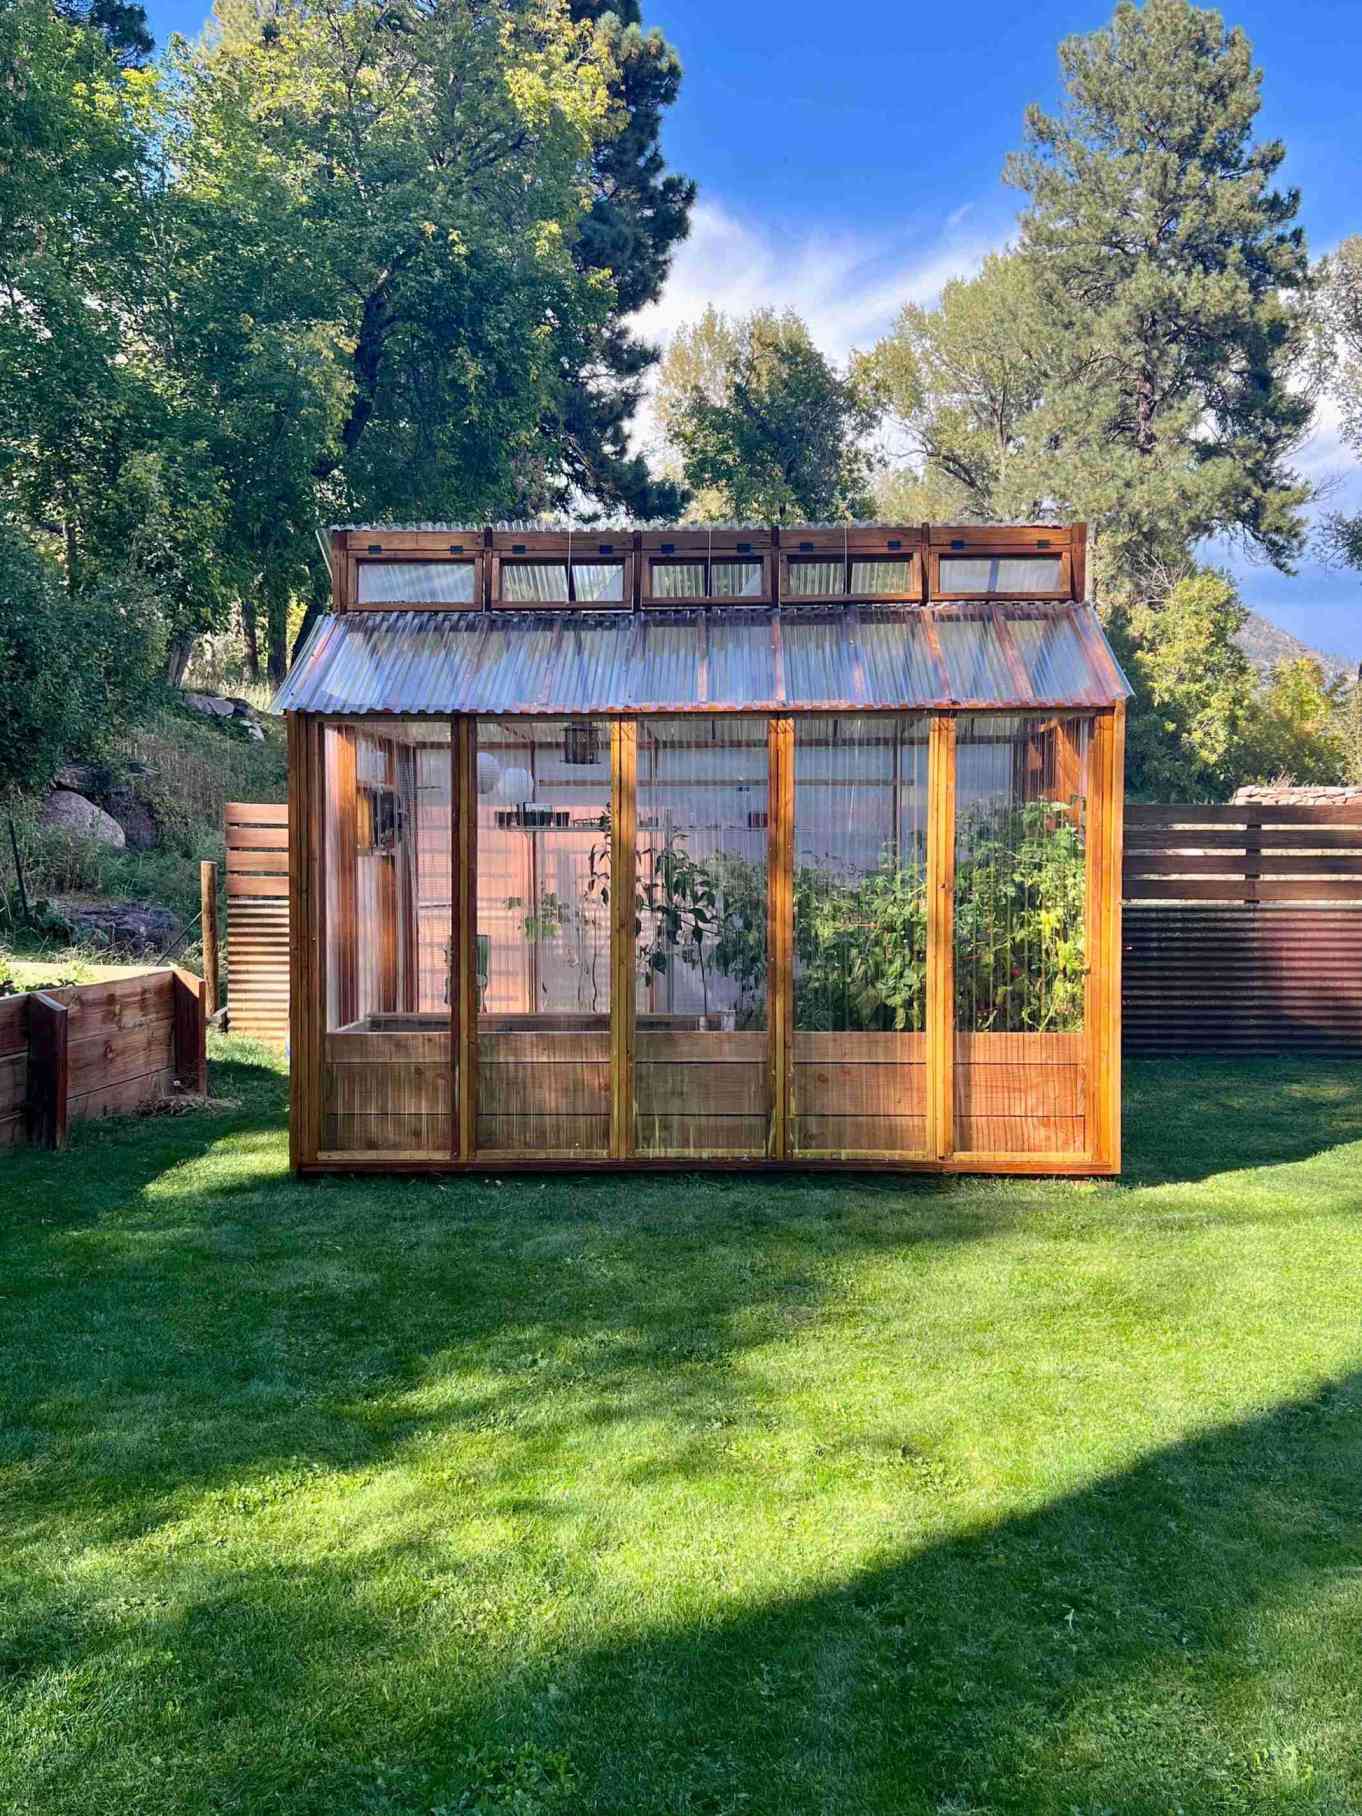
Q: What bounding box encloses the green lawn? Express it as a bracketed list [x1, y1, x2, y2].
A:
[2, 1043, 1361, 1815]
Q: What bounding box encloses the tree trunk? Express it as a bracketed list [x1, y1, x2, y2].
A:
[290, 563, 332, 666]
[241, 597, 260, 685]
[266, 579, 290, 687]
[166, 631, 195, 688]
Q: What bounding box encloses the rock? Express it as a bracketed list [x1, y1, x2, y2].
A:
[51, 897, 180, 956]
[105, 786, 159, 852]
[40, 790, 126, 848]
[53, 762, 101, 793]
[182, 690, 236, 718]
[242, 720, 266, 741]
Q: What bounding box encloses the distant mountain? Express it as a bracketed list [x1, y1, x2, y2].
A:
[1235, 610, 1355, 687]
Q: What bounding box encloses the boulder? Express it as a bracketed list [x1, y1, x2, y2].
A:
[51, 897, 180, 956]
[40, 790, 125, 848]
[105, 786, 159, 852]
[182, 690, 236, 718]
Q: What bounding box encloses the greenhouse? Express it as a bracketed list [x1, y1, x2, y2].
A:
[275, 521, 1129, 1175]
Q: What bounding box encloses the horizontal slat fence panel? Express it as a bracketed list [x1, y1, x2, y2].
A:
[0, 969, 206, 1150]
[1123, 802, 1362, 904]
[1122, 906, 1362, 1054]
[225, 801, 290, 1044]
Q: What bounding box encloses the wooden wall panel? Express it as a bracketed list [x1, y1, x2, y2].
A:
[1124, 803, 1362, 903]
[320, 1029, 452, 1154]
[793, 1031, 927, 1157]
[636, 1028, 768, 1156]
[952, 1032, 1087, 1156]
[477, 1030, 610, 1155]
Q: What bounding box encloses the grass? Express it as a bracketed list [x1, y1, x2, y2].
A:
[2, 1046, 1361, 1815]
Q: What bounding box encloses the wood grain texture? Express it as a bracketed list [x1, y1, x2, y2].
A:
[926, 714, 955, 1160]
[610, 721, 636, 1160]
[767, 717, 793, 1160]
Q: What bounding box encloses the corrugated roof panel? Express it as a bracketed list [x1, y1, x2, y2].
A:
[272, 604, 1130, 715]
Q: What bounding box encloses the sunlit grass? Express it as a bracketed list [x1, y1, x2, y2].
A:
[1, 1039, 1360, 1814]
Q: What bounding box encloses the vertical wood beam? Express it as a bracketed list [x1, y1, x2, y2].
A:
[454, 717, 479, 1162]
[331, 726, 359, 1026]
[1086, 703, 1125, 1170]
[171, 967, 208, 1096]
[200, 861, 220, 1019]
[926, 714, 956, 1161]
[610, 720, 637, 1159]
[27, 991, 69, 1151]
[288, 713, 320, 1167]
[767, 716, 794, 1160]
[1072, 521, 1087, 600]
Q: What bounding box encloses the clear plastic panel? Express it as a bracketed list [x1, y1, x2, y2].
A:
[652, 561, 707, 598]
[849, 557, 914, 596]
[501, 562, 569, 603]
[571, 562, 625, 603]
[788, 558, 845, 596]
[476, 719, 611, 1154]
[356, 561, 476, 605]
[792, 716, 930, 1155]
[635, 718, 770, 1156]
[953, 713, 1092, 1156]
[321, 721, 451, 1155]
[939, 555, 1064, 593]
[711, 560, 763, 597]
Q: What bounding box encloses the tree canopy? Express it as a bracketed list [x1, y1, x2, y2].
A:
[657, 308, 878, 523]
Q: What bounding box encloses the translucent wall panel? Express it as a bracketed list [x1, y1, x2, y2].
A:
[788, 558, 844, 596]
[501, 562, 568, 603]
[711, 560, 763, 597]
[652, 561, 707, 598]
[321, 721, 451, 1154]
[939, 555, 1064, 594]
[356, 561, 476, 604]
[792, 716, 929, 1155]
[849, 557, 914, 595]
[476, 719, 611, 1153]
[571, 562, 625, 603]
[953, 714, 1092, 1155]
[635, 719, 769, 1156]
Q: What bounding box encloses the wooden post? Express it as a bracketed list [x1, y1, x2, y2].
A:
[171, 967, 208, 1095]
[454, 717, 479, 1162]
[767, 716, 794, 1160]
[609, 720, 637, 1160]
[200, 860, 220, 1019]
[926, 714, 956, 1161]
[27, 991, 69, 1150]
[288, 713, 321, 1168]
[1086, 704, 1125, 1171]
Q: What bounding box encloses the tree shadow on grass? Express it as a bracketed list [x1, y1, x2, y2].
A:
[5, 1371, 1361, 1815]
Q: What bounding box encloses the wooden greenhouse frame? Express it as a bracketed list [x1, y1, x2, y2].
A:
[280, 522, 1127, 1176]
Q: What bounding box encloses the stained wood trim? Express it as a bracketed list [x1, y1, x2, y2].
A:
[1101, 703, 1125, 1167]
[26, 992, 69, 1150]
[767, 717, 794, 1160]
[171, 968, 207, 1094]
[610, 720, 638, 1159]
[926, 714, 956, 1160]
[287, 715, 321, 1167]
[454, 717, 478, 1162]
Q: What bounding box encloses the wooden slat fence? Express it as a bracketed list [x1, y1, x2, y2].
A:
[1124, 801, 1362, 902]
[225, 801, 289, 1044]
[0, 968, 207, 1151]
[1122, 802, 1362, 1054]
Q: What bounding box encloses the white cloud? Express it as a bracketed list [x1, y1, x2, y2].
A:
[629, 197, 1007, 458]
[634, 198, 1002, 365]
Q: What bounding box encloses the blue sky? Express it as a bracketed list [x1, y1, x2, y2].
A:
[143, 0, 1362, 662]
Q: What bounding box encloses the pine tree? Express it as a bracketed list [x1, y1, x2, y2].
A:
[1005, 0, 1312, 598]
[551, 0, 695, 519]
